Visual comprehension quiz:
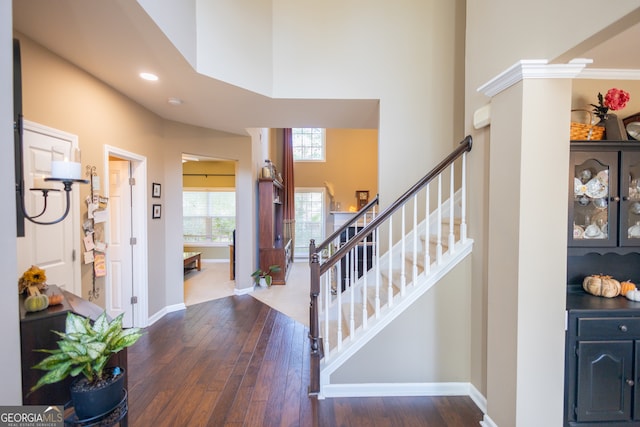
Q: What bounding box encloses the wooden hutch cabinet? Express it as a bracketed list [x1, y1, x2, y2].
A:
[258, 178, 292, 285]
[565, 141, 640, 426]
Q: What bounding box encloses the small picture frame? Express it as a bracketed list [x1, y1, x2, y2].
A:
[152, 204, 162, 219]
[152, 182, 161, 198]
[356, 190, 369, 209]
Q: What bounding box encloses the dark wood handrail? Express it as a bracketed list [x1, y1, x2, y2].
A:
[317, 135, 472, 276]
[314, 195, 379, 255]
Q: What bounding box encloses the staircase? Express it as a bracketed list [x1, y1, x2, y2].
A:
[308, 136, 473, 398]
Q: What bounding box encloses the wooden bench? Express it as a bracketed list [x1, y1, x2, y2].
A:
[183, 251, 202, 271]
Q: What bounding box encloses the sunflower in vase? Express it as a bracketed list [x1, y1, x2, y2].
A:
[18, 265, 47, 295]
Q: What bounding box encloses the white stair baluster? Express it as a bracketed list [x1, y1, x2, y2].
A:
[449, 163, 456, 254]
[400, 205, 406, 295]
[461, 152, 468, 242]
[374, 226, 381, 318]
[424, 183, 431, 275]
[437, 174, 443, 265]
[412, 194, 418, 284]
[388, 216, 394, 308]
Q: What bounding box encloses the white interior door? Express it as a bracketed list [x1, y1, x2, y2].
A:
[16, 121, 81, 295]
[107, 160, 134, 327]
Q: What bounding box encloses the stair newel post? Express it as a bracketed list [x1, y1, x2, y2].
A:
[424, 183, 431, 275]
[309, 248, 321, 395]
[461, 152, 468, 243]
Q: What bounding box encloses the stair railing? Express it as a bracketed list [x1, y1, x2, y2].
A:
[308, 135, 472, 395]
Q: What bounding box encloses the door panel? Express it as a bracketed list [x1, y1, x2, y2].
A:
[16, 122, 80, 295]
[108, 160, 133, 327]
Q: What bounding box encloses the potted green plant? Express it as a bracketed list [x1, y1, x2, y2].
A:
[251, 264, 281, 287]
[29, 311, 143, 419]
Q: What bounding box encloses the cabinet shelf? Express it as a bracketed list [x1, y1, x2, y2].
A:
[258, 178, 292, 285]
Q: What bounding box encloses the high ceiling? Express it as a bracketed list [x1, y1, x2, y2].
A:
[12, 0, 379, 135]
[12, 1, 640, 136]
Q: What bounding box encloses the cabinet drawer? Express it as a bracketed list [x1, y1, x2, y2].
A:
[578, 317, 640, 338]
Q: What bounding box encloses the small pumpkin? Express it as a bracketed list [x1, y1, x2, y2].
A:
[620, 280, 637, 296]
[24, 293, 49, 312]
[48, 293, 63, 306]
[627, 289, 640, 302]
[583, 274, 621, 298]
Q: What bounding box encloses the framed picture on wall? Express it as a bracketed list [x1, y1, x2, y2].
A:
[152, 182, 161, 198]
[152, 204, 161, 219]
[356, 190, 369, 209]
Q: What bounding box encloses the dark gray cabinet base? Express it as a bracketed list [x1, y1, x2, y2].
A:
[566, 290, 640, 426]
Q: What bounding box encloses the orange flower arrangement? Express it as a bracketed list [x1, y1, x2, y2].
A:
[18, 265, 47, 294]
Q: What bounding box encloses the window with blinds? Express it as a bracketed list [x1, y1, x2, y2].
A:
[183, 189, 235, 244]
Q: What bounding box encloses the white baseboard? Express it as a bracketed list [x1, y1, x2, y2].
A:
[469, 383, 488, 414]
[322, 382, 476, 398]
[147, 303, 186, 326]
[234, 286, 254, 296]
[480, 414, 498, 427]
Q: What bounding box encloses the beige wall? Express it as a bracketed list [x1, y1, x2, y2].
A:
[17, 33, 166, 311]
[294, 128, 378, 213]
[14, 33, 257, 319]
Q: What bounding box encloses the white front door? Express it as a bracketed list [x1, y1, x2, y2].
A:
[16, 121, 81, 295]
[107, 160, 134, 327]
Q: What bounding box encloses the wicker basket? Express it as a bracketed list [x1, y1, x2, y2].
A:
[570, 109, 604, 141]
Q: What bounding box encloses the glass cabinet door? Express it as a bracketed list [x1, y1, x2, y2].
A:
[621, 151, 640, 246]
[569, 151, 618, 247]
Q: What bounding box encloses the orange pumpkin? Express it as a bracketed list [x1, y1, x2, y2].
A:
[621, 280, 637, 296]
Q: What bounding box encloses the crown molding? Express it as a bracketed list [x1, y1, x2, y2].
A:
[576, 68, 640, 80]
[477, 59, 591, 97]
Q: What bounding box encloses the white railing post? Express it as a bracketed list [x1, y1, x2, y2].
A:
[349, 248, 355, 335]
[436, 174, 443, 264]
[449, 163, 456, 254]
[424, 183, 431, 275]
[400, 206, 406, 295]
[388, 216, 394, 308]
[362, 212, 368, 329]
[324, 270, 331, 358]
[461, 152, 468, 243]
[375, 226, 381, 318]
[412, 194, 418, 283]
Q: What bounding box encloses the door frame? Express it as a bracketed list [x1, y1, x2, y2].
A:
[103, 145, 148, 327]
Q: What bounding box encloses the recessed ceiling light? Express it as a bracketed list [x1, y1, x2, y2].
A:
[168, 97, 183, 106]
[139, 72, 158, 81]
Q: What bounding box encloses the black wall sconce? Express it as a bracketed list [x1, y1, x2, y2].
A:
[13, 39, 87, 237]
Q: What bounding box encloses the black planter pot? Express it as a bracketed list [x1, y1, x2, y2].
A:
[70, 366, 125, 420]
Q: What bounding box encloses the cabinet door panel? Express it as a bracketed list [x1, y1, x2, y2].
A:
[620, 150, 640, 246]
[576, 340, 633, 422]
[569, 151, 618, 248]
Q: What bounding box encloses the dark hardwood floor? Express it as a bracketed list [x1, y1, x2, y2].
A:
[127, 295, 483, 426]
